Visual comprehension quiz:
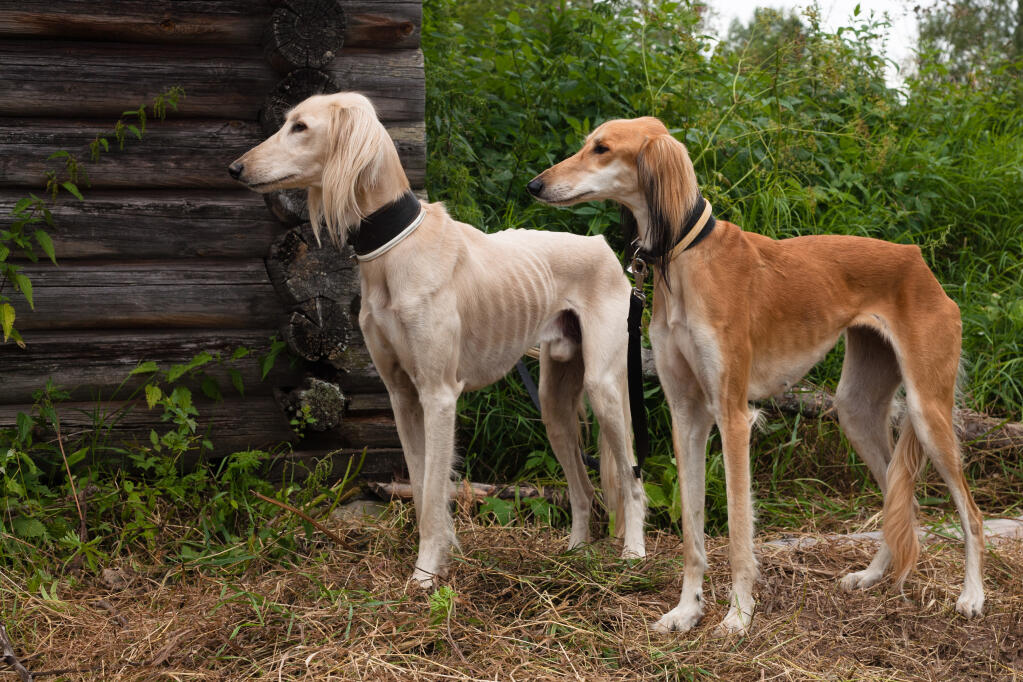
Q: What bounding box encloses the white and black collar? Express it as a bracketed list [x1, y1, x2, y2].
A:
[351, 191, 426, 262]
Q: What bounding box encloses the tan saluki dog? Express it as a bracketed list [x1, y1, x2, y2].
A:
[529, 116, 985, 634]
[229, 92, 647, 587]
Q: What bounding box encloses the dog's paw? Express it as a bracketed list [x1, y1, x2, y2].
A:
[714, 606, 753, 637]
[410, 568, 437, 591]
[955, 587, 984, 618]
[652, 605, 703, 634]
[620, 544, 645, 560]
[839, 568, 884, 592]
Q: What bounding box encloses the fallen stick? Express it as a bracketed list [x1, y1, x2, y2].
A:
[765, 515, 1023, 550]
[368, 481, 564, 504]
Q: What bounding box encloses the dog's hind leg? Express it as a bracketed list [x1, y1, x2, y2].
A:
[899, 345, 985, 617]
[834, 326, 902, 591]
[539, 346, 594, 550]
[581, 313, 646, 559]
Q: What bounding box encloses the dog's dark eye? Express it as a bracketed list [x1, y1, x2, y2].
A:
[291, 122, 307, 133]
[593, 143, 609, 154]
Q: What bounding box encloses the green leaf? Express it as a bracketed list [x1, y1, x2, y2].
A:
[13, 517, 47, 539]
[0, 303, 15, 342]
[200, 376, 222, 402]
[227, 368, 245, 397]
[145, 384, 163, 409]
[231, 346, 250, 360]
[129, 361, 159, 375]
[60, 181, 84, 200]
[13, 197, 33, 214]
[13, 273, 32, 309]
[66, 448, 88, 467]
[127, 124, 142, 140]
[34, 230, 56, 264]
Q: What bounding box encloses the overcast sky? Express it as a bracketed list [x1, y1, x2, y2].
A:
[707, 0, 933, 83]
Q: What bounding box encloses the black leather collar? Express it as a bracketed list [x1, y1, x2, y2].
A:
[636, 194, 716, 264]
[350, 191, 423, 259]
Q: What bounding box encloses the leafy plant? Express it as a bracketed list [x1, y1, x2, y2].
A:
[2, 87, 184, 347]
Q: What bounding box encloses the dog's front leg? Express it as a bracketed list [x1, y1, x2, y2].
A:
[410, 381, 462, 589]
[652, 351, 715, 633]
[715, 396, 758, 636]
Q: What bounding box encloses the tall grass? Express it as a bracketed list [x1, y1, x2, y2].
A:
[423, 0, 1023, 525]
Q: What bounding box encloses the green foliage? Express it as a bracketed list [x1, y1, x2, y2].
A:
[0, 346, 354, 585]
[424, 0, 1023, 527]
[2, 87, 184, 347]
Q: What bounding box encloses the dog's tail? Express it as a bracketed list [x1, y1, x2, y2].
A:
[883, 416, 925, 587]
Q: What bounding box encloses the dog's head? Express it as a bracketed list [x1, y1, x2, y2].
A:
[527, 116, 700, 265]
[229, 92, 400, 244]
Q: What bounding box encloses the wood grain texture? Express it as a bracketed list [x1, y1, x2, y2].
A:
[0, 1, 420, 49]
[0, 330, 303, 404]
[0, 119, 425, 190]
[0, 189, 288, 260]
[0, 41, 424, 120]
[9, 260, 286, 330]
[264, 0, 347, 73]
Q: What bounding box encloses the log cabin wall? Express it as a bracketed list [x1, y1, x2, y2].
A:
[0, 0, 420, 477]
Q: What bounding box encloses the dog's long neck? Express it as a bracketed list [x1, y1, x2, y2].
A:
[356, 132, 411, 218]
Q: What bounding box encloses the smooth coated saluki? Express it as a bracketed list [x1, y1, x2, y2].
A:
[230, 92, 647, 587]
[529, 116, 984, 634]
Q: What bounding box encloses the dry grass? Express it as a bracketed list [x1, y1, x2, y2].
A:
[3, 501, 1022, 681]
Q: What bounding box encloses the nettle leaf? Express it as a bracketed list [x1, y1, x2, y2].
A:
[145, 384, 163, 409]
[200, 376, 222, 402]
[13, 272, 33, 309]
[0, 303, 14, 342]
[34, 231, 56, 264]
[61, 181, 84, 201]
[227, 368, 245, 397]
[13, 517, 47, 539]
[130, 361, 159, 375]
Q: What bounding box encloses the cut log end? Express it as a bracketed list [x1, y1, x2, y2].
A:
[259, 68, 341, 136]
[276, 377, 347, 431]
[263, 0, 346, 73]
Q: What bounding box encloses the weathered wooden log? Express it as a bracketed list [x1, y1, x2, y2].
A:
[0, 395, 399, 455]
[0, 1, 420, 49]
[0, 119, 425, 190]
[0, 330, 303, 405]
[259, 68, 341, 135]
[265, 190, 310, 226]
[266, 224, 359, 363]
[9, 260, 285, 330]
[276, 377, 348, 431]
[0, 41, 424, 120]
[271, 447, 404, 481]
[0, 189, 284, 260]
[264, 0, 346, 73]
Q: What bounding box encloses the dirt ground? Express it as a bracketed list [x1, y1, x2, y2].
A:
[3, 505, 1022, 681]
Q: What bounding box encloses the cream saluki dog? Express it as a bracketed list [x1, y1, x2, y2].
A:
[229, 92, 646, 587]
[529, 116, 984, 634]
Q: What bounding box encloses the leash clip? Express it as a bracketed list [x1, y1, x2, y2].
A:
[628, 242, 649, 301]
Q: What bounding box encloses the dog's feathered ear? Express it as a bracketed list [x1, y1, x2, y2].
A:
[636, 133, 699, 274]
[308, 101, 390, 246]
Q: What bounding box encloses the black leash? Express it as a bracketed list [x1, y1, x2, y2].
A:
[627, 257, 650, 479]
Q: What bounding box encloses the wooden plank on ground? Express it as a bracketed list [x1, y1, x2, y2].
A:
[0, 1, 420, 49]
[0, 189, 286, 260]
[0, 42, 424, 120]
[0, 119, 426, 190]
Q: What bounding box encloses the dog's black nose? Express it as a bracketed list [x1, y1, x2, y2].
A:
[526, 178, 544, 196]
[228, 162, 244, 180]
